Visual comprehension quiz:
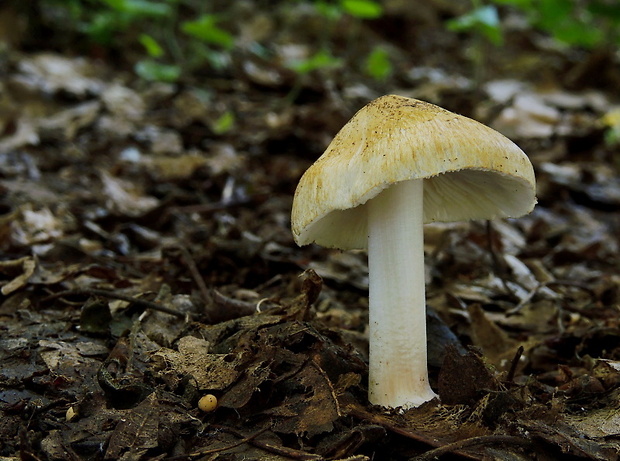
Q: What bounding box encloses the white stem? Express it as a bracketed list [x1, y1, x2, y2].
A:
[367, 179, 437, 408]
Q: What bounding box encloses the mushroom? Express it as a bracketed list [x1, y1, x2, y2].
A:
[291, 95, 536, 408]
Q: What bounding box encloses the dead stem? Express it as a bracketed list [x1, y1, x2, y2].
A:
[175, 245, 211, 303]
[505, 345, 524, 383]
[43, 288, 187, 319]
[412, 434, 532, 460]
[164, 427, 269, 460]
[183, 425, 322, 461]
[507, 279, 597, 315]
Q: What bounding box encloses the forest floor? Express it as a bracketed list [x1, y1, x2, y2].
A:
[0, 2, 619, 460]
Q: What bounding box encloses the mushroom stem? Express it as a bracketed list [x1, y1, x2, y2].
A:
[367, 179, 437, 408]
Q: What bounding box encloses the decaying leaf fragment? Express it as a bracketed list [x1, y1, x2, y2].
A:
[152, 336, 241, 391]
[437, 345, 498, 406]
[104, 393, 160, 459]
[268, 357, 341, 437]
[151, 271, 365, 440]
[16, 53, 105, 96]
[11, 206, 66, 246]
[468, 303, 521, 368]
[566, 402, 620, 439]
[100, 170, 159, 217]
[0, 256, 36, 295]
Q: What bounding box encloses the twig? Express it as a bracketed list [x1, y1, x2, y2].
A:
[175, 245, 211, 303]
[42, 288, 187, 319]
[505, 345, 524, 384]
[506, 283, 539, 315]
[546, 280, 597, 300]
[212, 289, 256, 315]
[184, 425, 322, 461]
[346, 403, 528, 460]
[345, 404, 444, 448]
[208, 290, 278, 322]
[411, 434, 531, 460]
[253, 274, 284, 292]
[507, 279, 597, 315]
[167, 192, 270, 216]
[164, 427, 270, 460]
[249, 438, 323, 460]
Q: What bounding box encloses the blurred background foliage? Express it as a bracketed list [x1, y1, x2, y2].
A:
[3, 0, 619, 84]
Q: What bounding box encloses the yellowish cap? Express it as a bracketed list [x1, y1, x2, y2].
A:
[292, 95, 536, 249]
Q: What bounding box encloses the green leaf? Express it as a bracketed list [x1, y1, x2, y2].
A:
[550, 21, 604, 47]
[135, 60, 181, 82]
[365, 47, 392, 81]
[446, 5, 503, 45]
[181, 15, 234, 49]
[531, 0, 605, 47]
[287, 49, 342, 74]
[139, 34, 164, 57]
[340, 0, 383, 19]
[100, 0, 172, 16]
[490, 0, 616, 48]
[588, 1, 620, 22]
[212, 110, 235, 135]
[99, 0, 125, 10]
[83, 11, 129, 44]
[491, 0, 532, 6]
[314, 0, 343, 20]
[536, 0, 572, 31]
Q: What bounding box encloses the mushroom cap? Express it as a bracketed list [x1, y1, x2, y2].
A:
[291, 95, 536, 250]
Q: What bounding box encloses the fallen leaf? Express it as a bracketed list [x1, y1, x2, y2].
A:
[101, 84, 145, 121]
[152, 336, 241, 391]
[468, 304, 520, 368]
[269, 359, 341, 437]
[148, 154, 206, 180]
[105, 393, 160, 460]
[100, 170, 159, 217]
[11, 206, 65, 246]
[437, 345, 498, 405]
[1, 256, 36, 295]
[38, 100, 101, 141]
[15, 53, 105, 96]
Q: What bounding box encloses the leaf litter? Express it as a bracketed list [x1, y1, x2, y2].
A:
[0, 4, 620, 460]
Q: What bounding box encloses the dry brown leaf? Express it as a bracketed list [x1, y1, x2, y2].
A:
[38, 100, 101, 141]
[104, 393, 160, 460]
[152, 336, 241, 391]
[148, 154, 206, 180]
[101, 84, 145, 121]
[100, 170, 159, 217]
[1, 256, 36, 295]
[15, 53, 105, 96]
[468, 304, 520, 368]
[10, 206, 65, 246]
